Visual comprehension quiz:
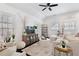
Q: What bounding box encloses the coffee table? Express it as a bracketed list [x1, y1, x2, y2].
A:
[54, 47, 73, 56]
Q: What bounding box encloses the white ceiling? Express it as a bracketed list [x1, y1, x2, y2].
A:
[6, 3, 79, 19]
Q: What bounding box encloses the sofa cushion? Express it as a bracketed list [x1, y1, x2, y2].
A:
[0, 46, 16, 56]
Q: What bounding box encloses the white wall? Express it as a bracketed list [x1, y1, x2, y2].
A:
[0, 4, 43, 41]
[0, 4, 25, 41]
[2, 3, 79, 40]
[0, 4, 39, 42]
[42, 11, 79, 37]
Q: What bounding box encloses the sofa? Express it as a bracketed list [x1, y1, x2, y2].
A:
[0, 40, 26, 56]
[0, 46, 16, 56]
[68, 40, 79, 56]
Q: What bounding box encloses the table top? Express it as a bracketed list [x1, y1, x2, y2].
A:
[22, 40, 54, 56]
[54, 47, 72, 53]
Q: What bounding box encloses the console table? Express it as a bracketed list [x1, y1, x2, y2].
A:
[22, 34, 39, 47]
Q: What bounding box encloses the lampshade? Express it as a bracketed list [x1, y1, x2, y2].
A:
[17, 41, 25, 49]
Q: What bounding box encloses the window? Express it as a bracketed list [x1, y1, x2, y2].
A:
[51, 23, 60, 35]
[64, 21, 76, 35]
[0, 12, 14, 40]
[51, 20, 76, 35]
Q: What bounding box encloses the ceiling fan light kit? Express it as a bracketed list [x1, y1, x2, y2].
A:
[39, 3, 58, 11]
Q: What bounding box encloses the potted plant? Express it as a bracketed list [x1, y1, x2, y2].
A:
[12, 34, 15, 39]
[61, 41, 66, 48]
[22, 29, 27, 36]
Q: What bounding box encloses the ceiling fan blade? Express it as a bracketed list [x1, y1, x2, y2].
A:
[42, 8, 47, 11]
[47, 3, 50, 6]
[49, 8, 52, 11]
[50, 4, 58, 7]
[39, 5, 47, 7]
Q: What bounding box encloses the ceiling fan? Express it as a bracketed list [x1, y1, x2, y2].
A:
[39, 3, 58, 11]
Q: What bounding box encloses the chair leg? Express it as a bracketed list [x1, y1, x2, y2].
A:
[54, 48, 56, 56]
[70, 51, 73, 56]
[58, 52, 61, 56]
[66, 53, 68, 56]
